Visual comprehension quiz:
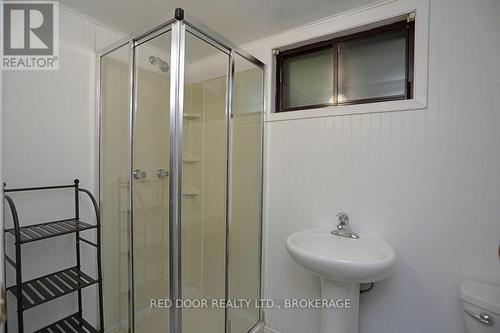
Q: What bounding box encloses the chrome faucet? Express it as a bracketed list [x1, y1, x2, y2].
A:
[332, 212, 359, 239]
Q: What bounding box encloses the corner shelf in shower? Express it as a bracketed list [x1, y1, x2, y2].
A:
[183, 155, 200, 163]
[182, 186, 200, 196]
[183, 112, 202, 120]
[3, 179, 103, 333]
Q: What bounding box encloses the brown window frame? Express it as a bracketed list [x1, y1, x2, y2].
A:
[275, 20, 415, 113]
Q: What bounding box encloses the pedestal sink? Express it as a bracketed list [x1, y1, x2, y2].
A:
[286, 228, 395, 333]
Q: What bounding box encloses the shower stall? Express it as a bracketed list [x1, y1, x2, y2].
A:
[98, 8, 264, 333]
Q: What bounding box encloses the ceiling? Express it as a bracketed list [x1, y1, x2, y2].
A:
[60, 0, 378, 45]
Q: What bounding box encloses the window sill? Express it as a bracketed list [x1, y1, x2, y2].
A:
[265, 98, 427, 122]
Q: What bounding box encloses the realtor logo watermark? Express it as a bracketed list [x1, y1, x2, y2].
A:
[1, 1, 59, 70]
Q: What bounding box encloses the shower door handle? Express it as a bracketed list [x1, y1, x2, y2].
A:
[157, 169, 169, 179]
[133, 169, 147, 180]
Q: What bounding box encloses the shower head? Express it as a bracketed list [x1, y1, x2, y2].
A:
[149, 56, 169, 72]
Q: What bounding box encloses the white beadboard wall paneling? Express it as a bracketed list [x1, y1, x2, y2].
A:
[259, 0, 500, 332]
[1, 6, 122, 331]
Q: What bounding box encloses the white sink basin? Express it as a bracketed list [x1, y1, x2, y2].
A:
[286, 228, 395, 283]
[286, 227, 396, 333]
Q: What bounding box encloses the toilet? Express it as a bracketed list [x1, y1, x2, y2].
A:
[460, 281, 500, 332]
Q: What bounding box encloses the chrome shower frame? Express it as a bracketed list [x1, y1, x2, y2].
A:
[96, 8, 266, 333]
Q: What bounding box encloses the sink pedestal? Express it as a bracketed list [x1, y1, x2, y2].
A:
[320, 278, 360, 333]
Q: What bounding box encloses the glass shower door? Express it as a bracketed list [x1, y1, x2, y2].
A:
[181, 31, 229, 333]
[229, 54, 264, 333]
[132, 31, 172, 332]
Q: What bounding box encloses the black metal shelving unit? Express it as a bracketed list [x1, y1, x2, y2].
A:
[3, 179, 103, 333]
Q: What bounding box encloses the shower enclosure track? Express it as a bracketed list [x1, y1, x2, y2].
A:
[3, 179, 104, 333]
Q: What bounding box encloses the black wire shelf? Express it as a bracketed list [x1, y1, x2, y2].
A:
[34, 313, 99, 333]
[7, 266, 98, 310]
[5, 218, 97, 244]
[3, 179, 104, 333]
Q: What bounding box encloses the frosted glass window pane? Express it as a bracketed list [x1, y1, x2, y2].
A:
[338, 30, 406, 102]
[282, 47, 333, 109]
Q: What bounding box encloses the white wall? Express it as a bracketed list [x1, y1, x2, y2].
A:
[1, 6, 121, 331]
[243, 0, 500, 332]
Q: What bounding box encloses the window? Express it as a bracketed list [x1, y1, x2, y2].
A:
[275, 20, 415, 112]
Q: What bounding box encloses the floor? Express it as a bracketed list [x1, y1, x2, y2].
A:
[110, 285, 255, 333]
